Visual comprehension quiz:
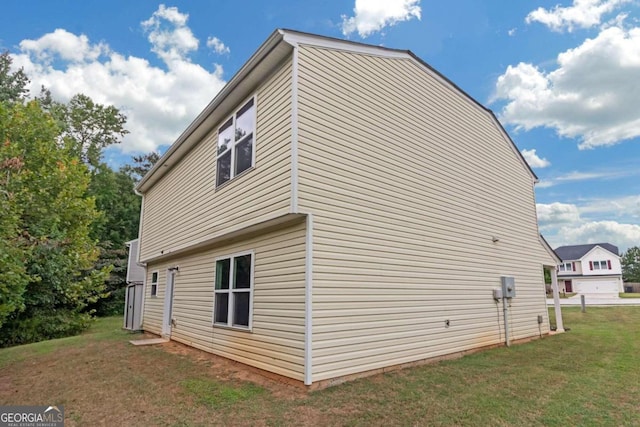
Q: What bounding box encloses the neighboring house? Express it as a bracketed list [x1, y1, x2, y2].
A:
[133, 29, 558, 389]
[124, 239, 145, 330]
[554, 243, 623, 295]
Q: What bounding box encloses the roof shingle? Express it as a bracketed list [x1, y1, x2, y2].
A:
[554, 243, 619, 261]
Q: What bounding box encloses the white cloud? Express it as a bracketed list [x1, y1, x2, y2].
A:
[537, 202, 582, 227]
[508, 28, 517, 37]
[535, 168, 633, 188]
[525, 0, 630, 32]
[207, 37, 230, 55]
[578, 195, 640, 218]
[537, 180, 555, 189]
[11, 5, 226, 154]
[521, 148, 551, 168]
[538, 200, 640, 251]
[18, 29, 108, 63]
[493, 25, 640, 149]
[141, 4, 199, 64]
[342, 0, 421, 38]
[556, 221, 640, 251]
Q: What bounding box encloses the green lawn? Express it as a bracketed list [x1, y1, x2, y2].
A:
[1, 308, 639, 426]
[619, 292, 640, 298]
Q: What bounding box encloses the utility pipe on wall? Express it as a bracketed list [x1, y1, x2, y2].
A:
[503, 296, 510, 347]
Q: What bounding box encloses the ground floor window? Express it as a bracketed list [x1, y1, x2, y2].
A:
[150, 271, 158, 297]
[214, 252, 254, 329]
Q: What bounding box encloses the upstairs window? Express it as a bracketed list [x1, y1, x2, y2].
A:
[559, 262, 573, 272]
[216, 98, 256, 186]
[591, 260, 610, 270]
[214, 252, 254, 329]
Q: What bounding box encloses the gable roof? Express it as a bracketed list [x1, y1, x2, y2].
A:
[554, 243, 619, 260]
[136, 28, 537, 193]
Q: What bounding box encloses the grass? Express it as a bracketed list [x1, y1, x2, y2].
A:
[1, 308, 640, 426]
[546, 292, 577, 299]
[619, 292, 640, 298]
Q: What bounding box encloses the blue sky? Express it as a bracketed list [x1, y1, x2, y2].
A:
[1, 0, 639, 251]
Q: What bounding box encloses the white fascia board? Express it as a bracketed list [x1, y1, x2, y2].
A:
[280, 30, 409, 59]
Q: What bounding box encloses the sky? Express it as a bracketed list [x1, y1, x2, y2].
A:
[1, 0, 639, 252]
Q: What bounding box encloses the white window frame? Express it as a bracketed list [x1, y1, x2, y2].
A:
[150, 270, 159, 297]
[594, 260, 608, 270]
[212, 250, 255, 331]
[215, 96, 257, 188]
[559, 262, 572, 272]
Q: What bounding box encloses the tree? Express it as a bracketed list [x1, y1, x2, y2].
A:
[0, 121, 29, 327]
[87, 165, 141, 316]
[39, 87, 134, 316]
[0, 100, 110, 346]
[48, 93, 129, 168]
[122, 151, 161, 182]
[0, 52, 29, 104]
[1, 52, 139, 335]
[622, 246, 640, 283]
[89, 164, 141, 245]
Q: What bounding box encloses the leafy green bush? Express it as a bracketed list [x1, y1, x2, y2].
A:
[0, 309, 94, 347]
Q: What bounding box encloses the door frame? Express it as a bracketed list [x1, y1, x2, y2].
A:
[564, 280, 573, 293]
[162, 269, 177, 337]
[125, 285, 135, 329]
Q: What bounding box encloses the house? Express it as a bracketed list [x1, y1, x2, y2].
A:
[132, 29, 560, 389]
[555, 243, 623, 295]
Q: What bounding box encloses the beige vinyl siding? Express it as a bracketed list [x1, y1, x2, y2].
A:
[141, 220, 307, 381]
[297, 45, 551, 381]
[139, 57, 293, 262]
[141, 268, 164, 336]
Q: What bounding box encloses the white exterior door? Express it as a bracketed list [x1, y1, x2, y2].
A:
[162, 270, 176, 336]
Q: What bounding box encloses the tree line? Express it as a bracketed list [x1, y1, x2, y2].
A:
[0, 52, 158, 346]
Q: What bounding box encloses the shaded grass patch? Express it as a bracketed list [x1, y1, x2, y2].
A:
[181, 378, 266, 408]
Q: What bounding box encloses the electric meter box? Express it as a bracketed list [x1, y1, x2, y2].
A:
[501, 276, 516, 299]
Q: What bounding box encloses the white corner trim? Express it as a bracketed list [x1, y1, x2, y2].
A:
[290, 43, 299, 214]
[304, 213, 313, 385]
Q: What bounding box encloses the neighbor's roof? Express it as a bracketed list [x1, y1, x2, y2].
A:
[554, 243, 619, 260]
[135, 28, 537, 193]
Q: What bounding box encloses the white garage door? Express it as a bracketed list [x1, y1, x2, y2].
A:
[575, 280, 619, 294]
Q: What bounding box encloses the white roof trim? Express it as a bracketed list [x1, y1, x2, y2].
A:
[582, 244, 621, 260]
[280, 30, 409, 59]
